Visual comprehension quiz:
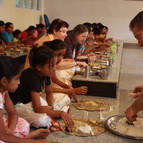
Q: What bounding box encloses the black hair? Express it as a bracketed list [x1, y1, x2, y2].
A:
[5, 22, 13, 29]
[13, 29, 21, 38]
[83, 22, 92, 33]
[0, 56, 22, 80]
[130, 11, 143, 30]
[93, 24, 100, 35]
[47, 18, 69, 34]
[29, 45, 55, 68]
[97, 23, 104, 30]
[104, 26, 108, 30]
[93, 23, 105, 35]
[92, 23, 97, 29]
[26, 25, 36, 32]
[43, 39, 65, 52]
[37, 24, 45, 29]
[0, 21, 5, 27]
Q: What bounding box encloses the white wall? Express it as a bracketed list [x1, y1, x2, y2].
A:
[1, 0, 142, 43]
[0, 0, 45, 30]
[45, 0, 143, 43]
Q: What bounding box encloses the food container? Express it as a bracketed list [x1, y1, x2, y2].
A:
[77, 56, 88, 63]
[84, 66, 91, 78]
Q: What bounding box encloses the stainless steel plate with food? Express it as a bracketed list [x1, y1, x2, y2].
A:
[105, 115, 143, 140]
[75, 67, 85, 75]
[89, 63, 108, 69]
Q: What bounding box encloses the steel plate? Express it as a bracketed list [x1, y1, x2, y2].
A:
[105, 115, 143, 140]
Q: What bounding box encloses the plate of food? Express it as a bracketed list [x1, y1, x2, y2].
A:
[91, 65, 101, 69]
[72, 100, 110, 111]
[105, 115, 143, 140]
[89, 64, 107, 69]
[60, 118, 105, 137]
[77, 56, 88, 59]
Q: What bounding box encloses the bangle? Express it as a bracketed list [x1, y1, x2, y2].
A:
[52, 106, 54, 110]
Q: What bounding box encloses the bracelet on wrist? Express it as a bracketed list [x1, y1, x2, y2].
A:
[51, 106, 54, 110]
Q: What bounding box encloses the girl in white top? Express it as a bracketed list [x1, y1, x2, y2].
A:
[0, 56, 50, 143]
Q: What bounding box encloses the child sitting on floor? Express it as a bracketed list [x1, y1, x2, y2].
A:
[43, 40, 88, 112]
[0, 56, 50, 143]
[11, 45, 74, 131]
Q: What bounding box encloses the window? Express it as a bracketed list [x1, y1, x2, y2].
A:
[23, 0, 28, 8]
[16, 0, 41, 10]
[0, 0, 3, 7]
[16, 0, 22, 7]
[37, 0, 41, 10]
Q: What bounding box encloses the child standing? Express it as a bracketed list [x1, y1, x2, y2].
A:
[0, 56, 51, 143]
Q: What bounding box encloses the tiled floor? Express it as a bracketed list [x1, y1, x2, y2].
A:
[46, 46, 143, 143]
[119, 48, 143, 90]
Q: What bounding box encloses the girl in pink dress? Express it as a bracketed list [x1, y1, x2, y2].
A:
[0, 56, 50, 143]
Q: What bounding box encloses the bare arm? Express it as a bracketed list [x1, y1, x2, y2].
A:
[4, 92, 18, 131]
[52, 87, 74, 95]
[45, 84, 53, 106]
[125, 95, 143, 122]
[0, 110, 48, 143]
[53, 86, 88, 95]
[131, 95, 143, 113]
[31, 91, 62, 117]
[51, 70, 70, 89]
[55, 59, 76, 70]
[97, 41, 111, 48]
[31, 91, 74, 129]
[83, 45, 96, 55]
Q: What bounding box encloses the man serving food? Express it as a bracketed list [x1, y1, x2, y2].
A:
[125, 11, 143, 122]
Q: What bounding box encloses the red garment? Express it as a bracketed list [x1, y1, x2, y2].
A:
[21, 31, 27, 40]
[50, 118, 62, 132]
[21, 31, 35, 46]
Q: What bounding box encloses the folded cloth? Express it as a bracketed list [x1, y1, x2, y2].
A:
[15, 97, 51, 128]
[53, 93, 70, 112]
[41, 92, 70, 113]
[51, 68, 76, 112]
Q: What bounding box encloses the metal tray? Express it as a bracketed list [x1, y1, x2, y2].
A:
[105, 115, 143, 140]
